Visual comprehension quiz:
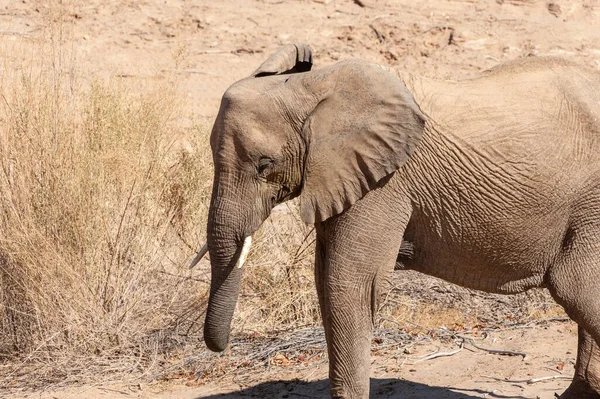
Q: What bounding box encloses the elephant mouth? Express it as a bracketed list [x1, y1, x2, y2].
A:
[189, 236, 253, 270]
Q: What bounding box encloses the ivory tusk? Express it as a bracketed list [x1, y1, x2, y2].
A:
[237, 236, 252, 269]
[188, 242, 208, 269]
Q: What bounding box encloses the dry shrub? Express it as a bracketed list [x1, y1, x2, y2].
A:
[377, 271, 565, 335]
[0, 8, 320, 386]
[0, 30, 213, 386]
[0, 4, 321, 387]
[235, 203, 319, 334]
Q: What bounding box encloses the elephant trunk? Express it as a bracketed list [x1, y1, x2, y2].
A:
[203, 253, 242, 352]
[203, 175, 254, 352]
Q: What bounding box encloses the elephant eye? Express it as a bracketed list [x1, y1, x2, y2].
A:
[257, 157, 274, 176]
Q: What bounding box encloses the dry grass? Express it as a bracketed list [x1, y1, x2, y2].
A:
[235, 204, 318, 334]
[0, 6, 320, 389]
[0, 16, 215, 388]
[377, 272, 565, 334]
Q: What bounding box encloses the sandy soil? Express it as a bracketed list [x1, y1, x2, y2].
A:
[2, 0, 599, 397]
[11, 322, 578, 398]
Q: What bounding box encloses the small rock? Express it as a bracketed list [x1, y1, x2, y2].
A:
[547, 2, 561, 18]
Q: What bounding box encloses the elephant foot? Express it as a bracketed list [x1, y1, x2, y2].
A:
[558, 378, 600, 399]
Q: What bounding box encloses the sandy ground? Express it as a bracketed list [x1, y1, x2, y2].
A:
[2, 0, 600, 397]
[11, 322, 577, 398]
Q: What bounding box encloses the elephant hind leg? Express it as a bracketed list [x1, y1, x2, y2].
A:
[559, 328, 600, 399]
[546, 240, 600, 398]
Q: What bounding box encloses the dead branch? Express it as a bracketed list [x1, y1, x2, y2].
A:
[195, 49, 238, 55]
[482, 375, 572, 384]
[0, 30, 30, 36]
[415, 341, 464, 363]
[369, 24, 385, 44]
[440, 328, 527, 359]
[461, 336, 527, 358]
[160, 68, 220, 76]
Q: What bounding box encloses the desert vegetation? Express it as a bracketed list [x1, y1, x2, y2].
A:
[0, 25, 212, 387]
[0, 11, 324, 388]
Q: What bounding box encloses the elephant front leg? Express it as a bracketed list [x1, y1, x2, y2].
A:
[315, 248, 374, 398]
[314, 195, 411, 398]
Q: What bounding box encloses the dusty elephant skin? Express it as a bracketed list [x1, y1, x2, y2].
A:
[195, 43, 600, 398]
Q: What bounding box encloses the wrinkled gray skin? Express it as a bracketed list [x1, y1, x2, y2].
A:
[201, 43, 600, 398]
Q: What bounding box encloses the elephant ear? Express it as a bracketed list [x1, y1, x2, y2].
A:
[251, 43, 313, 77]
[299, 60, 426, 224]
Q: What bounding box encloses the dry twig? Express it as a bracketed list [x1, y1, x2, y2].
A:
[369, 24, 385, 44]
[415, 341, 464, 363]
[0, 30, 30, 36]
[482, 375, 572, 384]
[461, 336, 527, 358]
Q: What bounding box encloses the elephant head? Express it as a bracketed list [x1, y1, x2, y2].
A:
[192, 43, 426, 352]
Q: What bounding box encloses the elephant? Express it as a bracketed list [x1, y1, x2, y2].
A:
[190, 43, 600, 398]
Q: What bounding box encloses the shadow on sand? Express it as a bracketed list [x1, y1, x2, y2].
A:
[196, 378, 529, 398]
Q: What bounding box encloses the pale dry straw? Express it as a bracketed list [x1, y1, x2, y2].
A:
[0, 10, 215, 388]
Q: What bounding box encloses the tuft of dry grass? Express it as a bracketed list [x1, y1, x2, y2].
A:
[0, 22, 214, 388]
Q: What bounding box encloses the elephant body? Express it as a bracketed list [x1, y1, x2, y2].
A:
[196, 44, 600, 398]
[396, 58, 600, 295]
